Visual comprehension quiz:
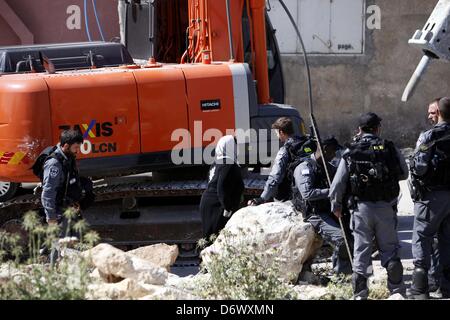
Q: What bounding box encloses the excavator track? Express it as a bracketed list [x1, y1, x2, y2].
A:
[0, 174, 267, 246]
[0, 176, 266, 211]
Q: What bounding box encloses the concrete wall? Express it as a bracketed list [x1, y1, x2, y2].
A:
[281, 0, 448, 148]
[0, 0, 119, 46]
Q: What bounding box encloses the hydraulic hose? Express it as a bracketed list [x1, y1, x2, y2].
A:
[84, 0, 92, 41]
[92, 0, 106, 41]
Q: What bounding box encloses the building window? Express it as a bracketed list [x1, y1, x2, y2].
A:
[267, 0, 365, 55]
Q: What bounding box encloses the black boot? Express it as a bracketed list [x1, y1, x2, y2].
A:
[407, 267, 429, 300]
[387, 259, 405, 296]
[352, 273, 368, 300]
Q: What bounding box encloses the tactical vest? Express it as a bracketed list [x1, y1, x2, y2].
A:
[292, 159, 331, 219]
[345, 136, 401, 202]
[277, 135, 316, 201]
[46, 151, 83, 206]
[415, 124, 450, 188]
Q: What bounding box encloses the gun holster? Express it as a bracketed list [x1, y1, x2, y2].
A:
[408, 178, 424, 201]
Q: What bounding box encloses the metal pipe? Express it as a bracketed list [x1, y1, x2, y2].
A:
[148, 0, 155, 58]
[249, 0, 271, 104]
[225, 0, 235, 61]
[401, 55, 431, 102]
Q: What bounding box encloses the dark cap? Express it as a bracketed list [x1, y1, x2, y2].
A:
[322, 135, 340, 148]
[359, 112, 382, 129]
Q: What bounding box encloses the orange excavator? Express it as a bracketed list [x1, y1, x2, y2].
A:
[0, 0, 305, 249]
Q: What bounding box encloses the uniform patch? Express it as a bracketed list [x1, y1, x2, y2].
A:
[49, 167, 60, 178]
[301, 169, 310, 175]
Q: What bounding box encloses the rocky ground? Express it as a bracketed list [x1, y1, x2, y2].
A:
[1, 148, 444, 299]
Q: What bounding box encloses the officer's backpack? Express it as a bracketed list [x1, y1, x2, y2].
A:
[276, 135, 317, 201]
[31, 146, 58, 181]
[345, 137, 401, 202]
[418, 126, 450, 187]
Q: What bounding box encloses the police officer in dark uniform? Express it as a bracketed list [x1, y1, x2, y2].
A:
[292, 138, 352, 275]
[408, 97, 450, 299]
[248, 117, 304, 205]
[41, 129, 94, 227]
[329, 112, 408, 299]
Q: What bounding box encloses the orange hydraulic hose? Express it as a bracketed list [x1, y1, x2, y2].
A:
[181, 1, 196, 63]
[245, 0, 256, 75]
[249, 0, 271, 104]
[194, 0, 205, 62]
[195, 0, 210, 63]
[193, 1, 202, 61]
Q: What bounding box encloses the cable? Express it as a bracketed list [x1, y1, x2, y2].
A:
[84, 0, 92, 41]
[278, 0, 353, 266]
[92, 0, 106, 41]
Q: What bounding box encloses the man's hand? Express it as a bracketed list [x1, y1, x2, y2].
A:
[333, 208, 343, 219]
[223, 210, 233, 218]
[247, 198, 264, 206]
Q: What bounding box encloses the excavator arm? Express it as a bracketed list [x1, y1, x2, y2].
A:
[402, 0, 450, 101]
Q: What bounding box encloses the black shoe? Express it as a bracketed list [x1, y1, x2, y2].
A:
[352, 273, 369, 300]
[408, 267, 429, 299]
[429, 288, 443, 299]
[406, 288, 429, 300]
[428, 283, 439, 293]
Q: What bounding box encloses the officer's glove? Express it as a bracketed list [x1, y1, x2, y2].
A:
[248, 197, 265, 206]
[223, 210, 233, 218]
[33, 184, 42, 196]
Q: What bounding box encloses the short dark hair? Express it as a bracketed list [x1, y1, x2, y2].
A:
[272, 117, 294, 135]
[358, 112, 382, 133]
[438, 97, 450, 121]
[322, 135, 341, 149]
[60, 129, 84, 146]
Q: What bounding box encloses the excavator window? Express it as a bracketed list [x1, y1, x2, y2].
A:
[125, 0, 188, 62]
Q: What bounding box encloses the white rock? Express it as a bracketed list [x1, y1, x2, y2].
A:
[370, 261, 387, 285]
[0, 263, 27, 285]
[83, 243, 168, 285]
[127, 244, 179, 272]
[293, 284, 330, 300]
[387, 293, 406, 300]
[89, 268, 123, 283]
[138, 285, 200, 300]
[201, 202, 319, 282]
[166, 273, 211, 292]
[86, 278, 152, 300]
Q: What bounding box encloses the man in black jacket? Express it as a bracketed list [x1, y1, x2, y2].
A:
[249, 117, 304, 205]
[330, 113, 408, 299]
[408, 98, 450, 299]
[292, 138, 352, 275]
[41, 129, 94, 226]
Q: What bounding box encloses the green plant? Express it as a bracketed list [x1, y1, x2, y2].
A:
[0, 209, 99, 300]
[323, 274, 353, 300]
[195, 228, 298, 300]
[368, 279, 390, 300]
